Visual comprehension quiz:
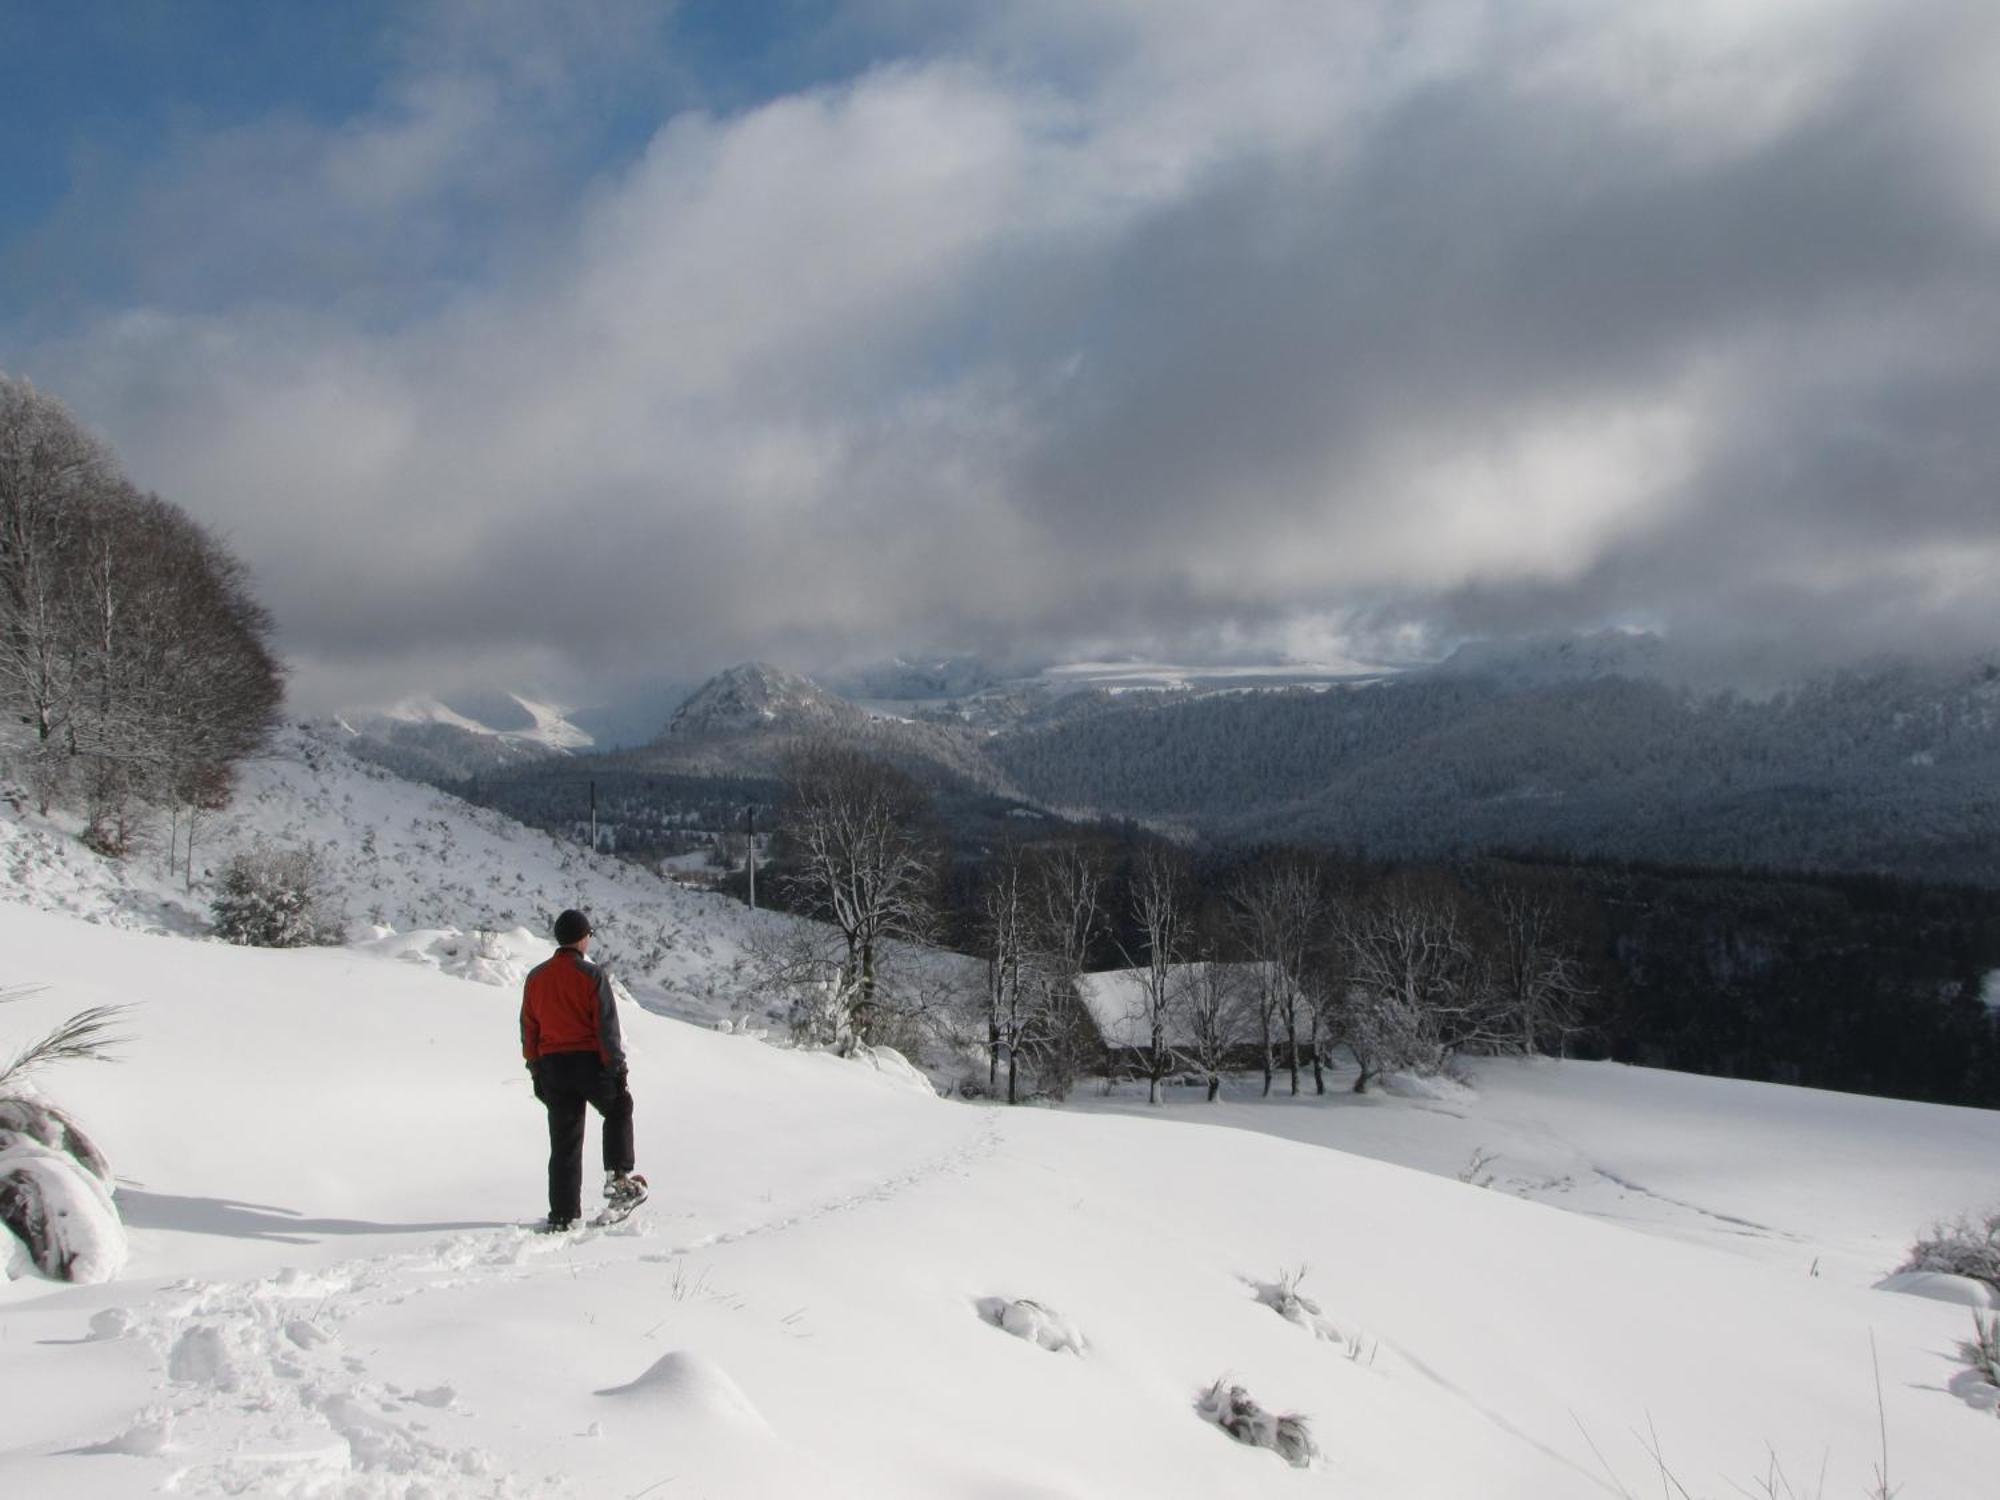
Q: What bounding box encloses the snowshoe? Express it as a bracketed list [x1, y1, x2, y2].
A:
[591, 1171, 648, 1228]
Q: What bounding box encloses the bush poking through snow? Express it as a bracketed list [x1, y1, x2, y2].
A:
[1195, 1379, 1318, 1468]
[977, 1297, 1086, 1355]
[1899, 1208, 2000, 1292]
[210, 840, 346, 947]
[0, 989, 128, 1282]
[1252, 1265, 1346, 1343]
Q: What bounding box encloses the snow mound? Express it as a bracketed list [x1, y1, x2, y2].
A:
[851, 1043, 939, 1097]
[1379, 1070, 1476, 1104]
[353, 924, 543, 989]
[1875, 1271, 2000, 1309]
[595, 1349, 771, 1432]
[0, 1137, 126, 1282]
[980, 1296, 1087, 1355]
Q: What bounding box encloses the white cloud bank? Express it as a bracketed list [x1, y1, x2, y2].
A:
[9, 0, 2000, 709]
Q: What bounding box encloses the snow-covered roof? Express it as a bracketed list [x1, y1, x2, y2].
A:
[1074, 962, 1257, 1050]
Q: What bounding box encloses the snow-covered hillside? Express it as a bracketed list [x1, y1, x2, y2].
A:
[0, 725, 798, 1023]
[1081, 1063, 2000, 1293]
[1, 900, 1995, 1497]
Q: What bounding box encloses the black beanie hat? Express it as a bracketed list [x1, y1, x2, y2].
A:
[554, 909, 592, 945]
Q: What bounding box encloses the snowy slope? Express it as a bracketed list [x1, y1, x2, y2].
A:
[1079, 1062, 2000, 1292]
[0, 725, 802, 1024]
[1, 900, 1995, 1498]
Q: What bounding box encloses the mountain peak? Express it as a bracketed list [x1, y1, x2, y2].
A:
[659, 662, 864, 741]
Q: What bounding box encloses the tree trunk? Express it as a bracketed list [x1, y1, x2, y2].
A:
[987, 956, 999, 1089]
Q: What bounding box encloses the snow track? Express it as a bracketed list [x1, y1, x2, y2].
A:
[79, 1114, 1001, 1497]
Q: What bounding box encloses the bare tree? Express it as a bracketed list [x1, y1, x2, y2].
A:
[1338, 876, 1499, 1092]
[979, 841, 1032, 1100]
[1177, 955, 1250, 1102]
[1022, 840, 1106, 1099]
[0, 377, 112, 804]
[1230, 856, 1321, 1096]
[776, 742, 938, 1052]
[1119, 846, 1191, 1105]
[1486, 881, 1593, 1056]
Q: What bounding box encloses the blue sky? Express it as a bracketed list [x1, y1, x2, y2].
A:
[4, 1, 1998, 711]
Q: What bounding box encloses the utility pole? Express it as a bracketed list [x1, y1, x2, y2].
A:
[589, 779, 597, 852]
[745, 802, 757, 910]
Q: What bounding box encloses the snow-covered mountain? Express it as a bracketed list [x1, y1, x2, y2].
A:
[360, 693, 594, 752]
[656, 662, 868, 742]
[322, 693, 595, 785]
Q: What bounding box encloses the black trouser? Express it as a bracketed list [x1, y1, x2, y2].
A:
[531, 1051, 635, 1221]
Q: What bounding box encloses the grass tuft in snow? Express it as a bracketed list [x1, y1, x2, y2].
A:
[1964, 1312, 2000, 1398]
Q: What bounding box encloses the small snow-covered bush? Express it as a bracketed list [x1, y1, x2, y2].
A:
[1899, 1209, 2000, 1292]
[1196, 1379, 1318, 1468]
[977, 1297, 1086, 1355]
[1252, 1265, 1346, 1343]
[210, 840, 346, 948]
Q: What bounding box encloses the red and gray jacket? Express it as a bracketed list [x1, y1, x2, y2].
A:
[521, 946, 626, 1068]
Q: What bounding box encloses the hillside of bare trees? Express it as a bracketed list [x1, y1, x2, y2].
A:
[0, 375, 282, 857]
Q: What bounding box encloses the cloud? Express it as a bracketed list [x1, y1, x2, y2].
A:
[7, 0, 1999, 711]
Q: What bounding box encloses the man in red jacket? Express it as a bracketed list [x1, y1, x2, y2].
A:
[521, 909, 645, 1230]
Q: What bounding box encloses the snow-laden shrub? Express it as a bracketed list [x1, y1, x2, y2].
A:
[1899, 1209, 2000, 1292]
[1252, 1266, 1346, 1343]
[0, 1133, 125, 1283]
[1196, 1379, 1318, 1468]
[210, 840, 346, 948]
[978, 1297, 1086, 1355]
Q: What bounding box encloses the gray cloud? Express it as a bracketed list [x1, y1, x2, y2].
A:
[6, 0, 1999, 713]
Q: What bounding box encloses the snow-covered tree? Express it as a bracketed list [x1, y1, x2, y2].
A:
[1483, 879, 1593, 1056]
[1337, 876, 1498, 1091]
[210, 841, 346, 948]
